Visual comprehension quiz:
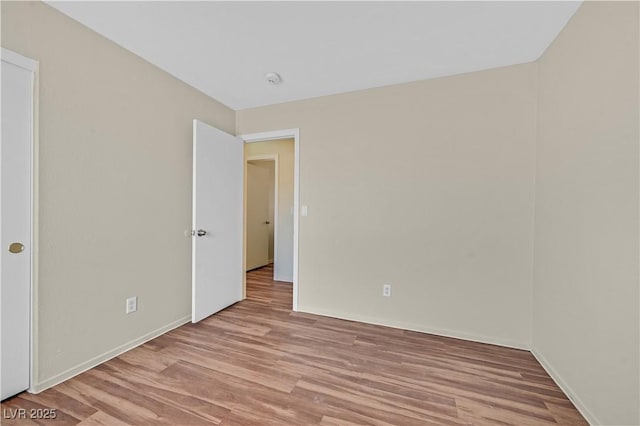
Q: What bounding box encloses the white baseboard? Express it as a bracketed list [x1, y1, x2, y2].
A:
[531, 348, 598, 426]
[274, 274, 293, 283]
[25, 307, 598, 426]
[29, 315, 190, 393]
[298, 305, 530, 350]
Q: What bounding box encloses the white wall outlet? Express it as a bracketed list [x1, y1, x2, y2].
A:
[126, 296, 137, 314]
[383, 284, 392, 297]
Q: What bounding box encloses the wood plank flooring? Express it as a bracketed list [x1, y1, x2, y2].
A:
[1, 265, 587, 425]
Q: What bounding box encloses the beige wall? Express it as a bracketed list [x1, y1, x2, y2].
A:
[238, 65, 538, 348]
[533, 2, 639, 425]
[245, 139, 295, 282]
[1, 1, 235, 389]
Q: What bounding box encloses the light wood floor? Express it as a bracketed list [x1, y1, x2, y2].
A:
[2, 265, 587, 425]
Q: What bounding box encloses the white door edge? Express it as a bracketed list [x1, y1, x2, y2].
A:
[1, 47, 37, 394]
[240, 129, 299, 312]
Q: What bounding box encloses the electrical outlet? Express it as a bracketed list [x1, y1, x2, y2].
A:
[126, 296, 137, 314]
[383, 284, 391, 297]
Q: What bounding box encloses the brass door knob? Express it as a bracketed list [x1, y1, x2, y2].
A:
[8, 242, 25, 254]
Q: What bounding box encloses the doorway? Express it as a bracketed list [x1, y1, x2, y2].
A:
[244, 139, 294, 283]
[241, 130, 299, 310]
[246, 157, 276, 271]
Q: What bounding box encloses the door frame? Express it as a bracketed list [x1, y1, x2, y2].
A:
[246, 155, 278, 275]
[1, 47, 38, 393]
[240, 129, 299, 311]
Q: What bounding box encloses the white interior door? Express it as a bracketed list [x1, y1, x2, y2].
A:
[246, 162, 270, 270]
[1, 49, 35, 400]
[192, 120, 243, 323]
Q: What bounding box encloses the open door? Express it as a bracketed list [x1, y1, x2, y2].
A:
[246, 161, 271, 270]
[192, 120, 243, 323]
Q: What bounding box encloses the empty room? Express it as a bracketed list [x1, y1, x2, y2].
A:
[1, 1, 638, 425]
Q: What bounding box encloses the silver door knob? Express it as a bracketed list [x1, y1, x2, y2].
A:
[197, 229, 207, 237]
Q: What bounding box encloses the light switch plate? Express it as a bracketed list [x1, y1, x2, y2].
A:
[301, 205, 308, 217]
[126, 296, 137, 314]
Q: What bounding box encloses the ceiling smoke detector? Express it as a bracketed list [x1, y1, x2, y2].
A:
[265, 72, 282, 85]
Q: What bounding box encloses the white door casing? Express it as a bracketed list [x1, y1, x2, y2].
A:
[246, 162, 270, 270]
[192, 120, 243, 323]
[1, 48, 36, 400]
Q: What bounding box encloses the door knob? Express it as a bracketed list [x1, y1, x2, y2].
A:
[197, 229, 207, 237]
[8, 242, 25, 254]
[264, 221, 270, 225]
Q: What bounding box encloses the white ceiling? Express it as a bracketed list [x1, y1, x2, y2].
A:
[46, 1, 581, 110]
